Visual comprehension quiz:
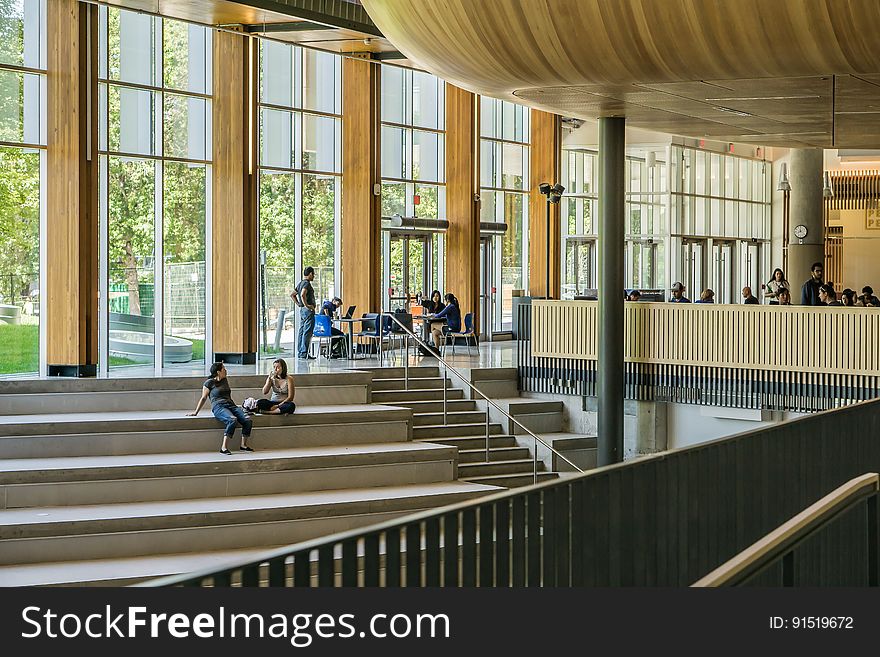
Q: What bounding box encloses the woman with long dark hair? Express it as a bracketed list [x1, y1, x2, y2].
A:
[430, 292, 462, 349]
[258, 358, 296, 414]
[187, 362, 253, 454]
[425, 289, 444, 314]
[764, 268, 790, 305]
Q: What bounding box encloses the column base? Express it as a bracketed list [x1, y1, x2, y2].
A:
[213, 352, 257, 365]
[47, 364, 97, 377]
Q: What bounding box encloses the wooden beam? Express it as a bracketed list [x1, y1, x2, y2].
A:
[45, 0, 98, 376]
[212, 30, 258, 364]
[445, 84, 480, 326]
[528, 110, 561, 299]
[341, 57, 381, 315]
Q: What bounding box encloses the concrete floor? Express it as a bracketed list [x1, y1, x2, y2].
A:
[7, 340, 520, 380]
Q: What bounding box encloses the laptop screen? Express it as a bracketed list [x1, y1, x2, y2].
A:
[344, 305, 356, 319]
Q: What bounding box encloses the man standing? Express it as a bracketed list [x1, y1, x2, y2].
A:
[741, 286, 759, 304]
[800, 262, 823, 306]
[293, 267, 317, 360]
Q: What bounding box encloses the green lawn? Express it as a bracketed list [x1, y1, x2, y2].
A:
[0, 324, 204, 375]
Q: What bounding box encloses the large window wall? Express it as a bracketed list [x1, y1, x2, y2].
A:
[98, 6, 211, 372]
[257, 40, 341, 355]
[670, 146, 770, 304]
[0, 0, 44, 376]
[480, 97, 529, 329]
[560, 148, 666, 298]
[380, 66, 445, 311]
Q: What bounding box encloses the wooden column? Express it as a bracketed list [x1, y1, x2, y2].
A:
[444, 84, 480, 325]
[341, 56, 381, 314]
[45, 0, 98, 377]
[212, 31, 258, 364]
[528, 110, 561, 299]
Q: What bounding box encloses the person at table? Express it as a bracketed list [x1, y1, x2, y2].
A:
[777, 288, 792, 306]
[669, 282, 691, 303]
[695, 288, 715, 304]
[819, 283, 842, 306]
[425, 289, 444, 314]
[627, 289, 641, 301]
[430, 293, 462, 349]
[321, 296, 347, 358]
[741, 286, 759, 304]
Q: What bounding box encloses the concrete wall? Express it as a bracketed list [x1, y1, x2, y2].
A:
[666, 404, 805, 450]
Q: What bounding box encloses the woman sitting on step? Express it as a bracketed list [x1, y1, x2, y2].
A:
[257, 358, 297, 415]
[187, 362, 253, 455]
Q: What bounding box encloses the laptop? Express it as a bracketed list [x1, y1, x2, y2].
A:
[342, 305, 356, 319]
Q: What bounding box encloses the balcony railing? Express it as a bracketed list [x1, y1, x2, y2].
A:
[518, 300, 880, 412]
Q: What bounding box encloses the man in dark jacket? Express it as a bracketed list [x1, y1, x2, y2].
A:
[800, 262, 823, 306]
[741, 286, 759, 304]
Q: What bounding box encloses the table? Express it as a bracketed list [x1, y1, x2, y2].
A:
[335, 317, 364, 360]
[412, 315, 445, 357]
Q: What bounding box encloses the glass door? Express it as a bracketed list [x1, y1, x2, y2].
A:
[712, 240, 734, 304]
[563, 238, 597, 298]
[741, 241, 761, 301]
[384, 233, 433, 311]
[680, 239, 705, 301]
[479, 237, 494, 337]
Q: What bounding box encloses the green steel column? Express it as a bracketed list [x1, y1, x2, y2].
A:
[597, 117, 625, 466]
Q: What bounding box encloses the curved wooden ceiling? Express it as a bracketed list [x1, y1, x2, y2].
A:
[361, 0, 880, 148]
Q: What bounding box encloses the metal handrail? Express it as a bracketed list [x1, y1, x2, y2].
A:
[382, 312, 583, 482]
[692, 472, 880, 587]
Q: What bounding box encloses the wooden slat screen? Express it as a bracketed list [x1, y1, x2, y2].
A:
[532, 300, 880, 376]
[826, 170, 880, 210]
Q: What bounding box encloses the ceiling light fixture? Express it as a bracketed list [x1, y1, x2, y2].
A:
[715, 106, 753, 117]
[823, 171, 834, 198]
[777, 163, 791, 192]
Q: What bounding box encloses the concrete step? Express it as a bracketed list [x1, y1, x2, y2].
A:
[0, 482, 498, 565]
[371, 388, 464, 403]
[0, 404, 411, 441]
[414, 434, 518, 450]
[413, 423, 503, 439]
[458, 459, 542, 478]
[0, 372, 373, 414]
[0, 442, 460, 508]
[371, 377, 447, 391]
[457, 446, 532, 463]
[462, 472, 558, 488]
[359, 366, 440, 380]
[0, 547, 278, 587]
[386, 399, 476, 413]
[412, 411, 488, 426]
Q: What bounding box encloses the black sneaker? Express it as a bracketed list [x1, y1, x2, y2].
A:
[219, 449, 232, 455]
[239, 446, 254, 452]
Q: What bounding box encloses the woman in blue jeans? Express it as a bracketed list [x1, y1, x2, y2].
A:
[187, 362, 253, 455]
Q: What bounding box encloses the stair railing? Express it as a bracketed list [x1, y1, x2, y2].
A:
[383, 313, 583, 483]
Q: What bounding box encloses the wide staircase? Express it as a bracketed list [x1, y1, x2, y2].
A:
[366, 366, 558, 488]
[0, 373, 497, 586]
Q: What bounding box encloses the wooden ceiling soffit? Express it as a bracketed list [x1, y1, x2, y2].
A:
[232, 0, 383, 36]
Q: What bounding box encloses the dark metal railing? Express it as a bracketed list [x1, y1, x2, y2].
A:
[693, 473, 880, 587]
[145, 396, 880, 587]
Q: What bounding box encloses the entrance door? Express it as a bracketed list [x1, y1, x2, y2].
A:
[712, 240, 734, 304]
[680, 239, 706, 301]
[741, 241, 761, 300]
[563, 238, 597, 298]
[479, 237, 495, 337]
[385, 233, 432, 311]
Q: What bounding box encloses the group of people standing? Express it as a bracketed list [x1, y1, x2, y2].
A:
[663, 263, 880, 308]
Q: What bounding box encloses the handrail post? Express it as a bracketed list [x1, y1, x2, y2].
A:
[404, 328, 409, 391]
[868, 492, 879, 587]
[533, 441, 538, 485]
[485, 401, 490, 463]
[443, 362, 447, 423]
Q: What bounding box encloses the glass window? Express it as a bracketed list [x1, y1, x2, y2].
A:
[108, 85, 156, 156]
[412, 129, 441, 182]
[412, 70, 441, 130]
[0, 69, 40, 144]
[163, 22, 208, 94]
[302, 49, 338, 114]
[381, 125, 406, 179]
[261, 40, 294, 108]
[382, 182, 406, 217]
[302, 112, 338, 172]
[109, 9, 157, 87]
[381, 65, 405, 124]
[163, 93, 207, 160]
[0, 0, 41, 69]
